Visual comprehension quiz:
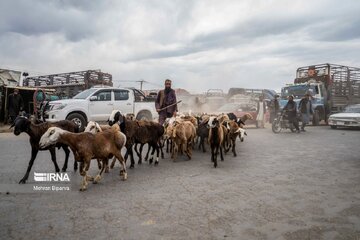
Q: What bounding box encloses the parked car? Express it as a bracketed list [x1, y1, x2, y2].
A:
[44, 87, 157, 130]
[328, 104, 360, 129]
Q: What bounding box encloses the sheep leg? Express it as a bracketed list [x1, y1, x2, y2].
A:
[149, 145, 156, 164]
[186, 141, 192, 160]
[159, 139, 165, 159]
[61, 145, 70, 172]
[212, 146, 218, 168]
[127, 145, 135, 168]
[144, 145, 151, 162]
[201, 137, 207, 152]
[137, 143, 144, 164]
[124, 149, 129, 161]
[115, 153, 127, 180]
[232, 139, 237, 157]
[93, 159, 107, 184]
[104, 158, 110, 173]
[134, 143, 142, 164]
[220, 146, 224, 161]
[19, 146, 39, 184]
[155, 142, 160, 165]
[97, 159, 102, 170]
[166, 139, 170, 153]
[80, 161, 90, 191]
[171, 142, 177, 160]
[49, 147, 60, 173]
[110, 156, 116, 169]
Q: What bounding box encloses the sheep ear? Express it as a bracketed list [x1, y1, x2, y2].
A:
[244, 131, 248, 136]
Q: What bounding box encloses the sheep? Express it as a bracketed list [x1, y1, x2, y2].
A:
[108, 110, 164, 168]
[165, 121, 196, 160]
[39, 125, 127, 191]
[208, 116, 224, 168]
[197, 121, 209, 152]
[11, 116, 79, 184]
[223, 120, 245, 157]
[237, 113, 253, 127]
[84, 121, 126, 172]
[134, 120, 164, 165]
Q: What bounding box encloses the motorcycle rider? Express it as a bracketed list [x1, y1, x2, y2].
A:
[282, 95, 300, 133]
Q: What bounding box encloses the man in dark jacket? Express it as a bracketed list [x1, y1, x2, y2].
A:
[269, 94, 280, 123]
[8, 88, 24, 124]
[155, 79, 178, 125]
[298, 93, 313, 131]
[282, 95, 300, 133]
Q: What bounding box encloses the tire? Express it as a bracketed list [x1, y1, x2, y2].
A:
[136, 111, 152, 121]
[67, 113, 86, 131]
[330, 125, 337, 129]
[272, 119, 281, 133]
[312, 110, 320, 126]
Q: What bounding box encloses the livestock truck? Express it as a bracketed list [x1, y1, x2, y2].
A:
[280, 63, 360, 125]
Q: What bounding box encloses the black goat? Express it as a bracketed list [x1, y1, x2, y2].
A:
[11, 116, 79, 184]
[197, 122, 209, 152]
[108, 110, 164, 168]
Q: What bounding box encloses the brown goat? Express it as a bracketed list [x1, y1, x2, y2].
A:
[165, 121, 196, 160]
[39, 125, 127, 191]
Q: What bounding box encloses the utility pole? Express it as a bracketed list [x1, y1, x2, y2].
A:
[137, 79, 145, 91]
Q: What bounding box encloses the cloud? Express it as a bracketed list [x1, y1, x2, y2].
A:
[0, 0, 360, 93]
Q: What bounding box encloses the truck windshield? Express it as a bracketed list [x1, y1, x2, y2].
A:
[73, 88, 98, 99]
[281, 85, 312, 98]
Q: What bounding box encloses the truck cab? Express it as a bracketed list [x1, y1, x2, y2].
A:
[280, 82, 327, 125]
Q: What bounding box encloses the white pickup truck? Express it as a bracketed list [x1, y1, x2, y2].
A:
[44, 87, 157, 130]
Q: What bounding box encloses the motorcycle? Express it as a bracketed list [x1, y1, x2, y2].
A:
[272, 111, 298, 133]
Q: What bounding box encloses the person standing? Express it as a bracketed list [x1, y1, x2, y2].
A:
[155, 79, 178, 125]
[256, 95, 266, 128]
[298, 93, 313, 131]
[7, 88, 24, 124]
[283, 95, 300, 133]
[269, 94, 280, 123]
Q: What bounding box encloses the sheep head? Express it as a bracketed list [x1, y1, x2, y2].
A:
[84, 121, 102, 134]
[238, 128, 247, 142]
[108, 110, 124, 126]
[207, 116, 219, 128]
[11, 116, 31, 136]
[164, 124, 174, 140]
[39, 127, 64, 149]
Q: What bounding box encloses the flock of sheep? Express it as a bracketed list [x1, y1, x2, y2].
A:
[11, 110, 253, 191]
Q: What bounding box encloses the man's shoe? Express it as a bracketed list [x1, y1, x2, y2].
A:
[301, 129, 306, 132]
[297, 130, 301, 133]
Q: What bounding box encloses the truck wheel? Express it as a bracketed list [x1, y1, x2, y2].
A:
[312, 110, 320, 126]
[136, 111, 152, 121]
[67, 113, 86, 131]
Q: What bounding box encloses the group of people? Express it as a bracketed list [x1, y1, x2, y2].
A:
[265, 93, 313, 133]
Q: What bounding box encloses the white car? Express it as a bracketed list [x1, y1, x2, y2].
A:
[328, 104, 360, 129]
[45, 87, 157, 130]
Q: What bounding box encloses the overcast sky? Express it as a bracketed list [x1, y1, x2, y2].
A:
[1, 0, 360, 93]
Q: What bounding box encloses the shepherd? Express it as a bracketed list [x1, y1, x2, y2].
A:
[155, 79, 178, 125]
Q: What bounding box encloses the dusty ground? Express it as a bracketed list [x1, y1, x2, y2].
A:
[0, 126, 359, 240]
